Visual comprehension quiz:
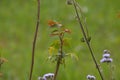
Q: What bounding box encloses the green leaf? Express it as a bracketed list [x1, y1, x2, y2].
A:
[47, 55, 58, 63]
[63, 38, 71, 47]
[50, 40, 60, 49]
[52, 29, 58, 33]
[80, 36, 91, 42]
[48, 47, 55, 55]
[66, 53, 79, 61]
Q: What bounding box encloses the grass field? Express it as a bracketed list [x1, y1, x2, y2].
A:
[0, 0, 120, 80]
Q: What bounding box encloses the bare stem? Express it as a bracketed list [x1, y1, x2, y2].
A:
[53, 57, 61, 80]
[53, 34, 63, 80]
[72, 0, 104, 80]
[29, 0, 40, 80]
[75, 3, 90, 38]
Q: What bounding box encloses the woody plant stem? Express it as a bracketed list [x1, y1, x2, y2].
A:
[29, 0, 40, 80]
[53, 33, 64, 80]
[72, 0, 104, 80]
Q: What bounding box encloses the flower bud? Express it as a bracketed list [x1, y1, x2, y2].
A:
[66, 0, 72, 5]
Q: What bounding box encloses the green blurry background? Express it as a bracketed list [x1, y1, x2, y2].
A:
[0, 0, 120, 80]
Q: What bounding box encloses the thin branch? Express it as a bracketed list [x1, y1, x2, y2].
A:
[72, 0, 104, 80]
[53, 57, 61, 80]
[29, 0, 40, 80]
[53, 34, 63, 80]
[75, 3, 90, 38]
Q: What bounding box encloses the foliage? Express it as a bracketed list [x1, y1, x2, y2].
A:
[0, 0, 120, 80]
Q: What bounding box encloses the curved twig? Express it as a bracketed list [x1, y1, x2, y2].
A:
[29, 0, 40, 80]
[72, 0, 104, 80]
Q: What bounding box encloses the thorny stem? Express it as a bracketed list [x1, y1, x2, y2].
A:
[72, 0, 104, 80]
[29, 0, 40, 80]
[53, 34, 64, 80]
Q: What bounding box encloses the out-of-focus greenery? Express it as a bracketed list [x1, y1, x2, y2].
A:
[0, 0, 120, 80]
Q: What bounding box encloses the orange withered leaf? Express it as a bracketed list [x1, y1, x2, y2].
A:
[48, 20, 57, 27]
[64, 29, 71, 34]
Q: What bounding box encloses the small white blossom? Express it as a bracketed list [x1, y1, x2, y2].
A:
[100, 58, 106, 63]
[91, 76, 96, 80]
[43, 73, 54, 80]
[100, 49, 113, 63]
[100, 58, 113, 63]
[87, 75, 91, 79]
[103, 49, 108, 54]
[105, 58, 113, 62]
[103, 53, 110, 58]
[38, 73, 54, 80]
[38, 77, 46, 80]
[87, 75, 96, 80]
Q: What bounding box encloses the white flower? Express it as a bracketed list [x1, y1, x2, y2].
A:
[38, 73, 54, 80]
[100, 58, 113, 63]
[87, 75, 96, 80]
[100, 58, 106, 63]
[91, 76, 96, 80]
[103, 49, 111, 54]
[38, 77, 46, 80]
[105, 58, 113, 62]
[101, 49, 113, 63]
[103, 53, 110, 58]
[43, 73, 54, 80]
[103, 49, 108, 53]
[87, 75, 91, 79]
